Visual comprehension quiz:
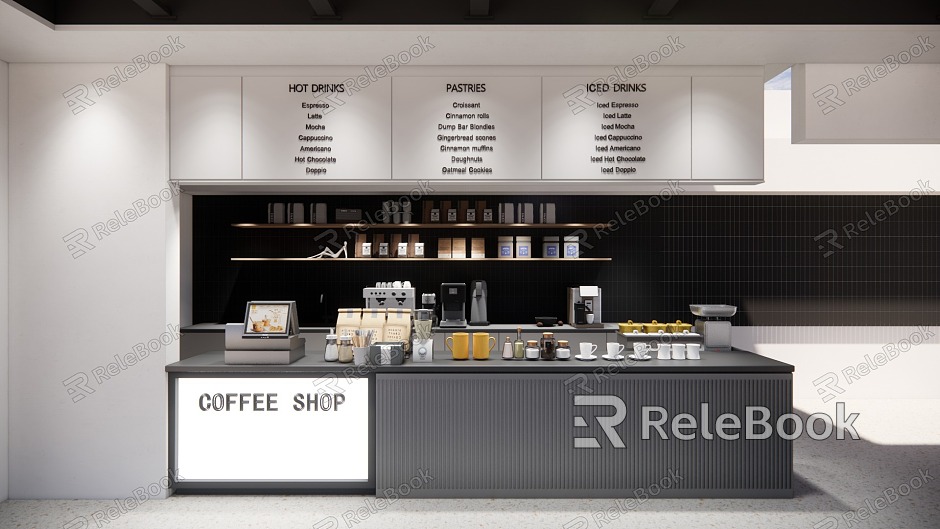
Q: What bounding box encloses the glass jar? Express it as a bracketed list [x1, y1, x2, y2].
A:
[525, 340, 540, 360]
[556, 339, 571, 360]
[540, 332, 556, 361]
[324, 330, 338, 362]
[337, 336, 354, 363]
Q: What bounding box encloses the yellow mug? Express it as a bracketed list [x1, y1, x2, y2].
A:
[446, 332, 470, 360]
[472, 332, 497, 360]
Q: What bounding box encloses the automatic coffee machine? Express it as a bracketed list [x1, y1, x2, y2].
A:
[567, 286, 602, 328]
[440, 283, 468, 328]
[469, 280, 489, 326]
[690, 304, 736, 351]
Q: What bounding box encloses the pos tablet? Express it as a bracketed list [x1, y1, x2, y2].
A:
[242, 301, 299, 338]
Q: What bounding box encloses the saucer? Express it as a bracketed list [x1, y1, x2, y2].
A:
[627, 354, 652, 361]
[575, 355, 597, 361]
[603, 354, 625, 361]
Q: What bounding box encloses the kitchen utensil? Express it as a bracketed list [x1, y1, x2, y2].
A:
[632, 343, 650, 359]
[535, 316, 561, 327]
[469, 280, 489, 326]
[586, 314, 595, 324]
[501, 337, 514, 359]
[324, 328, 338, 362]
[690, 304, 737, 351]
[337, 336, 354, 363]
[657, 343, 672, 360]
[446, 332, 469, 360]
[539, 332, 556, 361]
[579, 343, 598, 358]
[440, 283, 468, 328]
[607, 342, 626, 359]
[687, 343, 702, 360]
[568, 286, 601, 327]
[556, 340, 571, 360]
[619, 320, 643, 334]
[513, 327, 525, 359]
[472, 332, 496, 360]
[666, 320, 693, 333]
[643, 320, 667, 333]
[672, 343, 687, 360]
[525, 340, 540, 360]
[353, 346, 369, 366]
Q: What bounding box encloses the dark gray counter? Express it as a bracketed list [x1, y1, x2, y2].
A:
[166, 348, 793, 374]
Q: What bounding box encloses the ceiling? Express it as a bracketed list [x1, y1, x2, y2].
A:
[8, 0, 940, 25]
[1, 1, 939, 66]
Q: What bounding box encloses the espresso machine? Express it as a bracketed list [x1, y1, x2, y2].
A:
[440, 283, 468, 328]
[691, 304, 736, 351]
[567, 286, 602, 328]
[469, 280, 489, 326]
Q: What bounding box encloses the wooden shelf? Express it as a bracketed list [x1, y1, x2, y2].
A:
[232, 223, 596, 229]
[231, 257, 612, 262]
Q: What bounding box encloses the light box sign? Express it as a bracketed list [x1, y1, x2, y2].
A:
[176, 377, 369, 481]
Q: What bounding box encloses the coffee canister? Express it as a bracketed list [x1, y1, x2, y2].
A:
[516, 236, 532, 258]
[498, 236, 514, 259]
[556, 339, 571, 360]
[563, 235, 580, 259]
[542, 236, 560, 258]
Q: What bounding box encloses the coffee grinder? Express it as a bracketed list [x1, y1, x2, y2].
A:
[567, 286, 602, 328]
[440, 283, 468, 328]
[420, 292, 439, 326]
[690, 304, 736, 351]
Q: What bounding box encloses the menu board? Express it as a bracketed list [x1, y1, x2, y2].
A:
[391, 77, 541, 180]
[242, 77, 391, 180]
[541, 77, 692, 181]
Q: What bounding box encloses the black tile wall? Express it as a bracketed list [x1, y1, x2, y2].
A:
[192, 194, 939, 327]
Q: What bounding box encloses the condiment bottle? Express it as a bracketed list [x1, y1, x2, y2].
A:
[556, 339, 571, 360]
[501, 337, 513, 359]
[525, 340, 540, 360]
[513, 327, 525, 359]
[337, 335, 354, 363]
[540, 332, 556, 361]
[324, 328, 338, 362]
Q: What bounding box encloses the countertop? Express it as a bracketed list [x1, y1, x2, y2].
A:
[182, 323, 620, 334]
[166, 349, 794, 374]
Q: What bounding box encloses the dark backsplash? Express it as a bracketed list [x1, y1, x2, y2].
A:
[192, 194, 939, 327]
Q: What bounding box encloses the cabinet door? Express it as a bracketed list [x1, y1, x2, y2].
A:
[170, 76, 242, 180]
[691, 76, 764, 182]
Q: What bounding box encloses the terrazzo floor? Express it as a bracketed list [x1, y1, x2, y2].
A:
[2, 399, 938, 529]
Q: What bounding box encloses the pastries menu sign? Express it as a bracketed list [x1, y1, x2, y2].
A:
[391, 77, 541, 180]
[242, 77, 391, 180]
[541, 77, 692, 181]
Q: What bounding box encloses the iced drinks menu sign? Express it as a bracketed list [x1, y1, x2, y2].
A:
[391, 77, 542, 180]
[541, 77, 692, 180]
[241, 77, 391, 180]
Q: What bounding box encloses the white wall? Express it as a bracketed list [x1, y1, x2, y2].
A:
[0, 58, 10, 502]
[9, 63, 169, 499]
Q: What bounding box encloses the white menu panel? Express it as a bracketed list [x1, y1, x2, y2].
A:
[392, 77, 541, 180]
[542, 76, 692, 181]
[242, 77, 391, 180]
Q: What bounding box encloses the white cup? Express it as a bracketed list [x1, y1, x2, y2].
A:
[687, 343, 701, 360]
[606, 342, 625, 357]
[579, 343, 597, 357]
[672, 344, 686, 360]
[586, 313, 595, 324]
[657, 344, 672, 360]
[633, 343, 650, 358]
